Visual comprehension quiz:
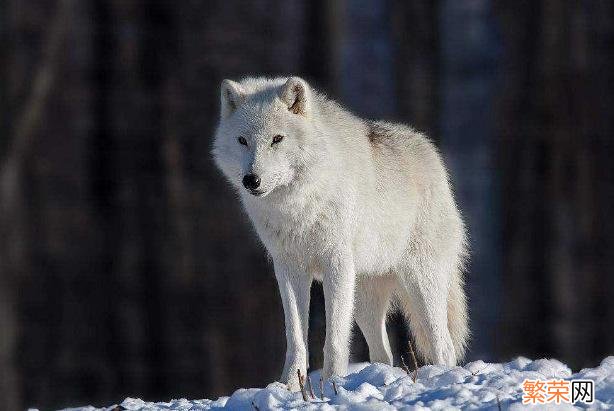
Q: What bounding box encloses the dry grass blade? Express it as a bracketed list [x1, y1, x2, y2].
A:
[408, 339, 419, 383]
[400, 354, 411, 375]
[297, 369, 308, 401]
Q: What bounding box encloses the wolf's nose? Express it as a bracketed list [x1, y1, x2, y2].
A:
[243, 174, 261, 190]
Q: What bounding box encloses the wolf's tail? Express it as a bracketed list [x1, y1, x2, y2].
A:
[447, 271, 469, 361]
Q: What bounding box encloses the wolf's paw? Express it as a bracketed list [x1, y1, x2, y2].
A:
[320, 368, 332, 383]
[281, 366, 306, 392]
[281, 356, 307, 392]
[322, 357, 347, 383]
[284, 375, 301, 392]
[434, 337, 458, 367]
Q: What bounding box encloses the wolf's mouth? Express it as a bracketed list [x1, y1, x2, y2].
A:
[249, 189, 266, 196]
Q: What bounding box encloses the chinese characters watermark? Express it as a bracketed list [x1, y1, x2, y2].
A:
[522, 379, 594, 405]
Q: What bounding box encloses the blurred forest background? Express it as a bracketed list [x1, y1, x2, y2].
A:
[1, 0, 613, 409]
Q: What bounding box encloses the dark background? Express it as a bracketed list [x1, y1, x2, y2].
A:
[1, 0, 613, 409]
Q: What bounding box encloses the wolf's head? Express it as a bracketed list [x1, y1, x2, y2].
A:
[213, 77, 324, 198]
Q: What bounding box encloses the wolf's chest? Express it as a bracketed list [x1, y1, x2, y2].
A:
[248, 199, 343, 269]
[258, 208, 327, 250]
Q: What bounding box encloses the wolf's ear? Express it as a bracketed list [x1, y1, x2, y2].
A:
[279, 77, 310, 115]
[220, 79, 245, 119]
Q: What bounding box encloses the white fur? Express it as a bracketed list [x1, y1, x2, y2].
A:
[212, 76, 469, 391]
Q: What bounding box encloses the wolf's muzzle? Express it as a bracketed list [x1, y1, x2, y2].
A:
[243, 173, 261, 190]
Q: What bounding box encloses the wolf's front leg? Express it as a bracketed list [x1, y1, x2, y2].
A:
[274, 259, 312, 391]
[322, 252, 356, 380]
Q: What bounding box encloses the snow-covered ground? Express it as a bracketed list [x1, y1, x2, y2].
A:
[62, 357, 613, 410]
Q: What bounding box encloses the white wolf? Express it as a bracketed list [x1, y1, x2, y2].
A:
[212, 76, 469, 390]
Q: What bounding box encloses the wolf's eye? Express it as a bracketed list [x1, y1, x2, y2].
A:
[238, 136, 248, 146]
[272, 135, 284, 145]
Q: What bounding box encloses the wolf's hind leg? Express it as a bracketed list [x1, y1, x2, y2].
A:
[396, 260, 458, 366]
[355, 275, 394, 365]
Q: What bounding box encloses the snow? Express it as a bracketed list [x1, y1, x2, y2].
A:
[60, 357, 614, 410]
